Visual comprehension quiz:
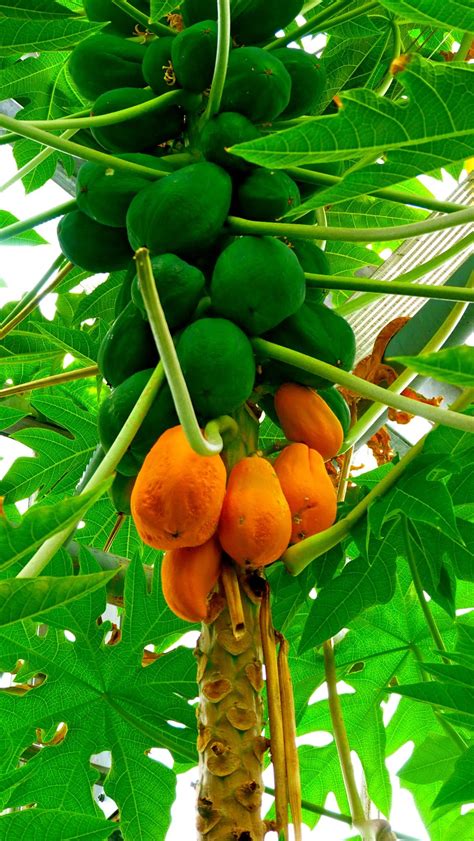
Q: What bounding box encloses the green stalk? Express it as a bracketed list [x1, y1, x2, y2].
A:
[134, 248, 223, 456]
[410, 644, 468, 752]
[403, 520, 448, 659]
[16, 364, 165, 579]
[0, 261, 74, 340]
[286, 166, 468, 214]
[23, 89, 193, 131]
[0, 113, 171, 178]
[281, 389, 474, 576]
[264, 0, 355, 50]
[252, 338, 474, 434]
[0, 199, 76, 245]
[228, 207, 474, 242]
[0, 131, 21, 145]
[0, 366, 99, 399]
[0, 129, 78, 193]
[0, 253, 66, 330]
[343, 286, 472, 449]
[200, 0, 231, 126]
[306, 273, 474, 303]
[375, 20, 401, 97]
[111, 0, 177, 36]
[454, 31, 473, 62]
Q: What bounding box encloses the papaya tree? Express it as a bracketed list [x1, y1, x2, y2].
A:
[0, 1, 473, 840]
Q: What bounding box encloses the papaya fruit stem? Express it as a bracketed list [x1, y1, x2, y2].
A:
[259, 583, 288, 839]
[227, 207, 474, 243]
[276, 634, 302, 841]
[0, 253, 66, 330]
[0, 366, 99, 399]
[281, 388, 474, 575]
[221, 561, 245, 639]
[0, 201, 76, 247]
[111, 0, 178, 37]
[375, 21, 401, 97]
[134, 247, 223, 456]
[252, 336, 474, 434]
[200, 0, 231, 127]
[0, 260, 74, 340]
[16, 364, 165, 579]
[310, 277, 474, 308]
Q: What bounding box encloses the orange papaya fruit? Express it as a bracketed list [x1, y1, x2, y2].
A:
[131, 425, 227, 550]
[161, 536, 222, 622]
[274, 382, 343, 461]
[218, 456, 291, 568]
[273, 443, 337, 544]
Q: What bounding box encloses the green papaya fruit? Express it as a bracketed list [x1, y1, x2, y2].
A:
[131, 252, 205, 329]
[84, 0, 150, 35]
[126, 161, 232, 256]
[287, 239, 329, 304]
[76, 153, 172, 228]
[90, 88, 184, 153]
[220, 47, 291, 122]
[57, 210, 133, 273]
[317, 386, 351, 437]
[68, 33, 145, 101]
[176, 317, 256, 417]
[142, 36, 180, 95]
[211, 236, 306, 335]
[262, 302, 356, 388]
[114, 262, 137, 317]
[98, 301, 158, 387]
[272, 48, 326, 118]
[98, 370, 178, 476]
[109, 472, 136, 514]
[171, 19, 218, 92]
[201, 111, 260, 171]
[181, 0, 303, 46]
[237, 169, 300, 221]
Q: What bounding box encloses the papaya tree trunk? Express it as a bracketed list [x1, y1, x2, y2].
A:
[195, 575, 267, 840]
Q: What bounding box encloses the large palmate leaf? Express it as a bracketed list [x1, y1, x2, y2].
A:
[389, 345, 474, 389]
[433, 746, 474, 808]
[0, 1, 77, 18]
[0, 17, 103, 55]
[0, 209, 46, 245]
[0, 810, 114, 841]
[0, 554, 197, 841]
[378, 0, 474, 31]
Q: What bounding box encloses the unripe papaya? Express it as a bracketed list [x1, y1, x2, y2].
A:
[237, 169, 300, 221]
[126, 162, 232, 256]
[201, 111, 260, 171]
[274, 383, 343, 460]
[218, 456, 292, 568]
[272, 48, 326, 118]
[108, 473, 136, 515]
[84, 0, 150, 35]
[211, 236, 306, 335]
[131, 253, 205, 329]
[176, 317, 256, 417]
[57, 210, 133, 273]
[161, 536, 222, 622]
[68, 33, 145, 101]
[287, 240, 330, 306]
[171, 20, 218, 92]
[318, 386, 351, 437]
[142, 36, 180, 95]
[273, 443, 337, 543]
[221, 47, 292, 122]
[131, 425, 227, 550]
[90, 88, 184, 153]
[114, 262, 137, 318]
[97, 301, 158, 388]
[181, 0, 303, 46]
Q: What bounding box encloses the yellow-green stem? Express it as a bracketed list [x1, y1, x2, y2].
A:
[0, 366, 99, 398]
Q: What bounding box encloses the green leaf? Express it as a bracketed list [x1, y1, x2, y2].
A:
[0, 209, 46, 245]
[0, 0, 75, 18]
[398, 734, 460, 785]
[150, 0, 176, 21]
[388, 680, 474, 716]
[443, 813, 474, 841]
[35, 321, 107, 365]
[0, 480, 112, 576]
[0, 570, 117, 627]
[433, 746, 474, 807]
[389, 345, 474, 389]
[378, 0, 474, 30]
[0, 405, 27, 430]
[0, 17, 103, 55]
[0, 809, 114, 840]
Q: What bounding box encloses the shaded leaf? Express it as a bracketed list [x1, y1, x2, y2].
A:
[0, 17, 103, 55]
[433, 746, 474, 807]
[398, 733, 460, 785]
[0, 1, 76, 18]
[389, 345, 474, 389]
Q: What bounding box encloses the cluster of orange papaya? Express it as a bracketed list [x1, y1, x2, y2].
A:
[131, 379, 347, 622]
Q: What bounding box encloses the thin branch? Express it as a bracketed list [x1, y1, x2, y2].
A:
[103, 513, 126, 553]
[277, 635, 302, 841]
[0, 200, 76, 245]
[0, 129, 78, 193]
[0, 253, 66, 329]
[337, 447, 353, 503]
[264, 0, 375, 50]
[0, 261, 74, 340]
[403, 520, 448, 658]
[200, 0, 231, 126]
[0, 366, 99, 398]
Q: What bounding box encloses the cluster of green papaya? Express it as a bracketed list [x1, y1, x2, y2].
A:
[59, 1, 356, 513]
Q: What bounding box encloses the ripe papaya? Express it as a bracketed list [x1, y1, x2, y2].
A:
[57, 210, 133, 273]
[126, 162, 232, 256]
[181, 0, 303, 46]
[131, 425, 227, 550]
[201, 111, 260, 172]
[142, 36, 180, 95]
[98, 370, 178, 476]
[97, 301, 158, 388]
[68, 33, 145, 101]
[273, 48, 326, 118]
[237, 169, 300, 221]
[76, 153, 171, 228]
[263, 302, 356, 388]
[221, 47, 292, 122]
[211, 236, 306, 335]
[161, 536, 222, 622]
[274, 443, 337, 543]
[318, 386, 351, 437]
[218, 456, 291, 567]
[108, 472, 136, 515]
[171, 20, 218, 92]
[274, 383, 343, 460]
[176, 318, 256, 417]
[131, 252, 205, 329]
[90, 88, 184, 153]
[83, 0, 150, 35]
